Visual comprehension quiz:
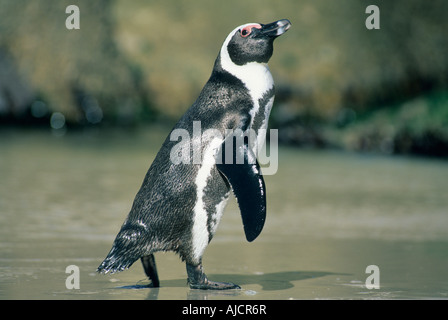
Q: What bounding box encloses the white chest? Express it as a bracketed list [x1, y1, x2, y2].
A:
[221, 54, 274, 108]
[220, 44, 275, 156]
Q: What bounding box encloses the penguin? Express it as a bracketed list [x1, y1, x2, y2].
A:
[97, 19, 291, 290]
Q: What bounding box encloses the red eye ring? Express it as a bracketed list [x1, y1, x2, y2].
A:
[240, 24, 261, 38]
[241, 27, 251, 37]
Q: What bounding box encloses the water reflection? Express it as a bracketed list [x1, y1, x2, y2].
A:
[114, 271, 344, 300]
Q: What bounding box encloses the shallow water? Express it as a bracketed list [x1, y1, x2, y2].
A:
[1, 127, 447, 300]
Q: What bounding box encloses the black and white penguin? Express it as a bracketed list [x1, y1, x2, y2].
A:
[97, 19, 291, 290]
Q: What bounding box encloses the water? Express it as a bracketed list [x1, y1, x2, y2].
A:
[1, 127, 447, 300]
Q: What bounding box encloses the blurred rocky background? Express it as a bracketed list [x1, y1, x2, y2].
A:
[1, 0, 447, 157]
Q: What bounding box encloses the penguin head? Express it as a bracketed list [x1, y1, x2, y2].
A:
[221, 19, 291, 66]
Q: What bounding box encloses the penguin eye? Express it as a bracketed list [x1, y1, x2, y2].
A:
[240, 26, 252, 38]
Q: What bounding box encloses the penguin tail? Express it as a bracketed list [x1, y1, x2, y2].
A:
[96, 245, 139, 274]
[97, 225, 148, 274]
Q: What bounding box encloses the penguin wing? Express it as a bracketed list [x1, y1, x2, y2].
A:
[216, 133, 266, 242]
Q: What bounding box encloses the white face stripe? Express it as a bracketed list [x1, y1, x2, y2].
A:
[221, 23, 259, 50]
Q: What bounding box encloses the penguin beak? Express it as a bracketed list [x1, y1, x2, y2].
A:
[258, 19, 291, 38]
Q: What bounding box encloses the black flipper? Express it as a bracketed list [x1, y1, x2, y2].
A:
[216, 133, 266, 242]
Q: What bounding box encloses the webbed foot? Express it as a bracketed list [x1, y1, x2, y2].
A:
[186, 263, 241, 290]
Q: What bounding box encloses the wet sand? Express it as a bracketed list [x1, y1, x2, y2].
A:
[1, 129, 447, 299]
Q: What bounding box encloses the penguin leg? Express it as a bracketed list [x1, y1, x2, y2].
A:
[186, 263, 240, 290]
[141, 254, 160, 287]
